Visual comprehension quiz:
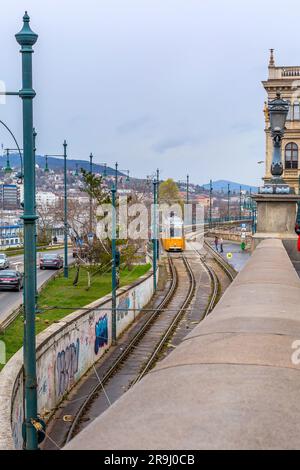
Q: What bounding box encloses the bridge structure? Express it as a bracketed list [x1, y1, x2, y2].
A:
[0, 13, 299, 454]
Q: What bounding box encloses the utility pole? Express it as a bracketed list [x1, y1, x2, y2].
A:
[153, 179, 158, 291]
[209, 180, 213, 228]
[63, 140, 68, 278]
[156, 169, 160, 261]
[89, 152, 93, 234]
[111, 186, 117, 344]
[239, 185, 242, 220]
[115, 162, 118, 192]
[186, 174, 189, 205]
[227, 183, 230, 221]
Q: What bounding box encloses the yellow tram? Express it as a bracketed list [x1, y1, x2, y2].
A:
[161, 215, 185, 252]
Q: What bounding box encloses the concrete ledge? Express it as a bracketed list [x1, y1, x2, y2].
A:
[64, 239, 300, 450]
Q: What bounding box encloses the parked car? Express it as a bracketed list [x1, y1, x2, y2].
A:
[0, 270, 23, 291]
[39, 253, 63, 270]
[0, 253, 9, 270]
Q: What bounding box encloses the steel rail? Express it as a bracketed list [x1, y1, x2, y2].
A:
[203, 240, 237, 281]
[132, 254, 196, 384]
[65, 256, 179, 443]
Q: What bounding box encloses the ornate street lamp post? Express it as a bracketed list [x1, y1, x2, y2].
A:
[16, 12, 39, 450]
[269, 92, 289, 178]
[261, 92, 291, 194]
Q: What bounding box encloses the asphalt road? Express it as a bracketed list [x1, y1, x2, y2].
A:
[0, 249, 73, 323]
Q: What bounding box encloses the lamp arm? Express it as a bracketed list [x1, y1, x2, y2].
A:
[0, 119, 23, 179]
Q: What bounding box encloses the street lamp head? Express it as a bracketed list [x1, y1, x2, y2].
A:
[268, 91, 289, 135]
[15, 12, 38, 47]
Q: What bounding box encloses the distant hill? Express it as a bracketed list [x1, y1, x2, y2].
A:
[0, 154, 123, 176]
[202, 180, 258, 193]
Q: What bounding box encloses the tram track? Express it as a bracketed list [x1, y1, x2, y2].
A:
[62, 255, 196, 445]
[44, 239, 236, 450]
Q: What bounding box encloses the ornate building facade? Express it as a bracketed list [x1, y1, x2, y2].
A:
[262, 50, 300, 192]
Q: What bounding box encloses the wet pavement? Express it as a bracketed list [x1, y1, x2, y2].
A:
[207, 239, 251, 272]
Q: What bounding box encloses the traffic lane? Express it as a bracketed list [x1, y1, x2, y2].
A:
[6, 248, 66, 270]
[0, 254, 73, 322]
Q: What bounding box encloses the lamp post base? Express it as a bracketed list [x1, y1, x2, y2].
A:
[252, 193, 298, 250]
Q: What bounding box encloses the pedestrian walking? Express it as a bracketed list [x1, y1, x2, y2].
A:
[220, 237, 224, 253]
[214, 236, 219, 252]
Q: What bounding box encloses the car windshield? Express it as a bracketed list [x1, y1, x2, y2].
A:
[42, 254, 58, 259]
[0, 271, 16, 278]
[0, 254, 5, 259]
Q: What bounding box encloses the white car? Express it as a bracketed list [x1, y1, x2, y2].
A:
[0, 253, 9, 270]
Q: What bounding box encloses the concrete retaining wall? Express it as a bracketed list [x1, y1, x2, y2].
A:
[64, 240, 300, 450]
[0, 268, 155, 450]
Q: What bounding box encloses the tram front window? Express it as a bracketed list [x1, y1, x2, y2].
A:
[170, 225, 182, 238]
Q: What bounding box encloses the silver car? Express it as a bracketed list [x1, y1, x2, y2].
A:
[0, 253, 9, 270]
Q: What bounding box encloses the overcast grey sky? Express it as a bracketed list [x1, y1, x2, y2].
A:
[1, 0, 300, 185]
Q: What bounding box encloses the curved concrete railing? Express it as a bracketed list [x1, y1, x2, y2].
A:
[0, 267, 156, 450]
[65, 239, 300, 450]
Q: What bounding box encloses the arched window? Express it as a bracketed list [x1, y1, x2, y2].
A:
[285, 142, 298, 169]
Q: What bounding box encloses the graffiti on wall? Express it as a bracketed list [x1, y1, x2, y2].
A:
[94, 314, 108, 355]
[9, 274, 154, 449]
[55, 338, 80, 397]
[11, 380, 24, 450]
[117, 293, 131, 321]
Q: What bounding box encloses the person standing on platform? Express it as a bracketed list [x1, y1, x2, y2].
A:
[214, 236, 219, 252]
[220, 237, 224, 253]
